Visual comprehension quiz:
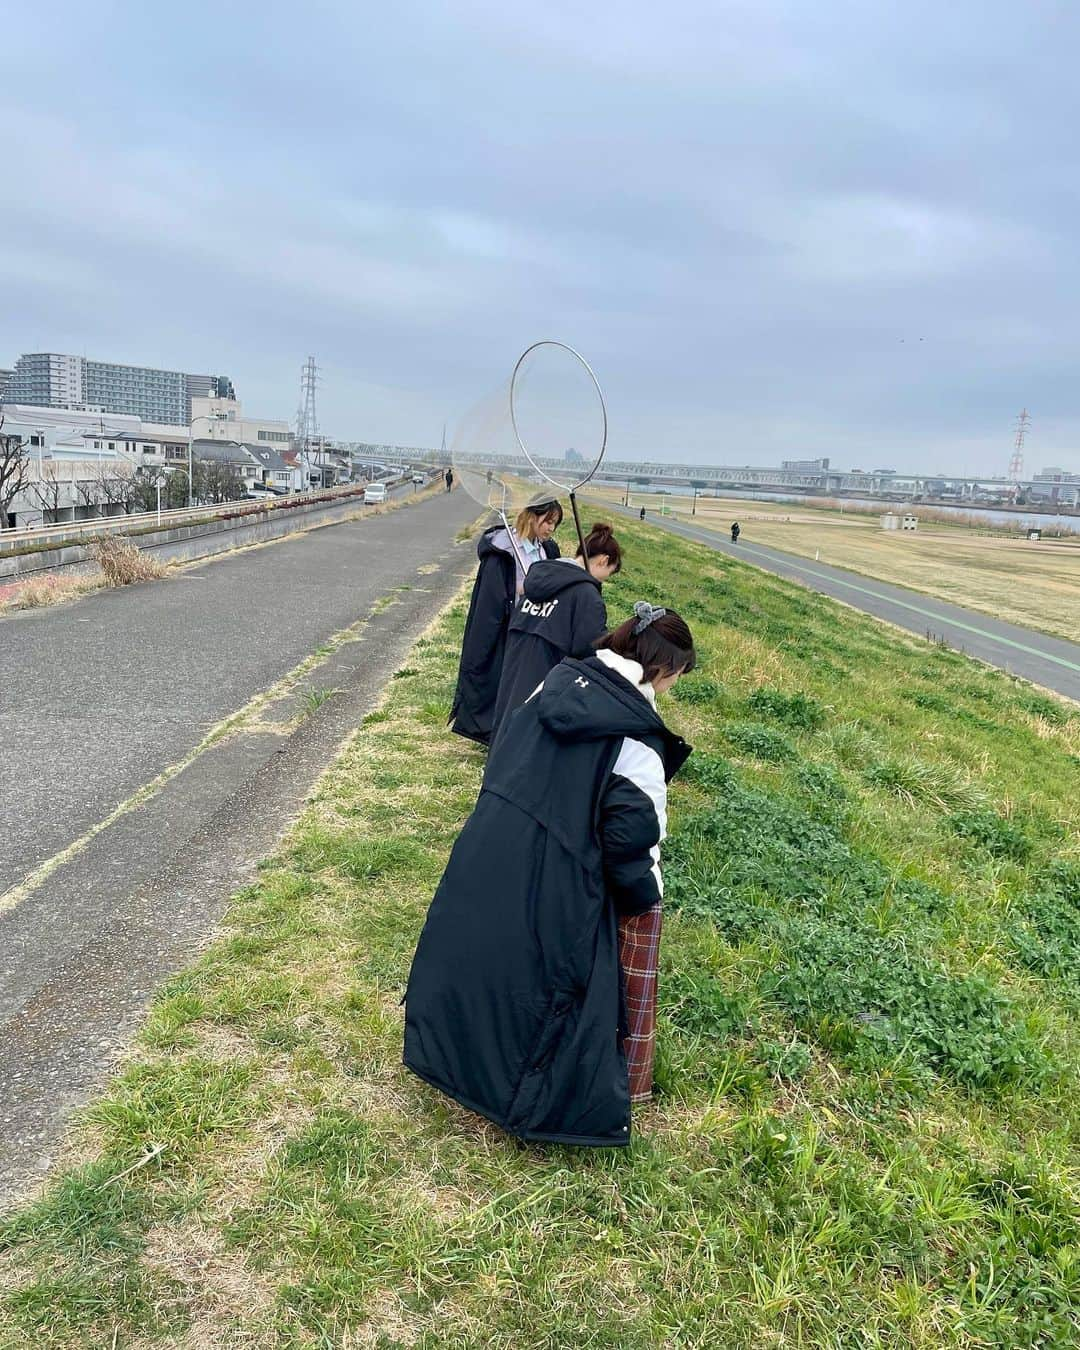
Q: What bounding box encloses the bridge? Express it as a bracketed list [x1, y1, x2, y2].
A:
[406, 449, 1080, 507]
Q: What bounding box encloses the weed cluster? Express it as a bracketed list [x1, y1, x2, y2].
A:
[91, 535, 166, 586]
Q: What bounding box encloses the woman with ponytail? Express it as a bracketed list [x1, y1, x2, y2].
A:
[491, 522, 622, 739]
[404, 601, 695, 1146]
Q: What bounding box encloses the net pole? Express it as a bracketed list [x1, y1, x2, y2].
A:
[568, 491, 588, 560]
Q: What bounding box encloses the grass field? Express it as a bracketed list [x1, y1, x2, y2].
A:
[588, 486, 1080, 646]
[1, 522, 1078, 1347]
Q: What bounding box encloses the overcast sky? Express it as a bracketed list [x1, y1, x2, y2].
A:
[3, 1, 1079, 473]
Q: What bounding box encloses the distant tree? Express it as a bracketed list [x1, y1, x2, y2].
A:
[164, 470, 192, 510]
[95, 462, 138, 514]
[131, 471, 168, 515]
[76, 475, 102, 516]
[201, 460, 246, 503]
[31, 461, 65, 523]
[0, 409, 30, 529]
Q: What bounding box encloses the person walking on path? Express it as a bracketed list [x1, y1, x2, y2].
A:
[404, 603, 695, 1146]
[491, 522, 622, 740]
[730, 520, 740, 543]
[639, 506, 646, 522]
[445, 467, 454, 493]
[449, 496, 562, 745]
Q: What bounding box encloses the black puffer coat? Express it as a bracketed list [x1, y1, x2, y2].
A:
[404, 654, 691, 1146]
[491, 560, 607, 740]
[449, 526, 559, 745]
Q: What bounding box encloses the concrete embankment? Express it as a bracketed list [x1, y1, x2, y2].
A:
[0, 481, 415, 582]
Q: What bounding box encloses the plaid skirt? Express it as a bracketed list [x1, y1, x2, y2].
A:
[618, 905, 663, 1103]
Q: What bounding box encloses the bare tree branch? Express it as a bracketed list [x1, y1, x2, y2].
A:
[0, 408, 31, 529]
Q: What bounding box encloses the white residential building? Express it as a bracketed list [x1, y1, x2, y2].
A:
[189, 395, 291, 451]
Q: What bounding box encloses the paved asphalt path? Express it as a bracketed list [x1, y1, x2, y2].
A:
[0, 484, 482, 1199]
[607, 504, 1080, 702]
[0, 485, 474, 897]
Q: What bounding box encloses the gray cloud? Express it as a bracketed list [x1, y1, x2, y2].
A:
[2, 1, 1079, 472]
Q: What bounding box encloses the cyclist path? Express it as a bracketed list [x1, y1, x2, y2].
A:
[0, 485, 478, 1200]
[611, 504, 1080, 703]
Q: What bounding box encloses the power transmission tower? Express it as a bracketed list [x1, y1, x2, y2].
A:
[1008, 408, 1030, 483]
[296, 356, 320, 483]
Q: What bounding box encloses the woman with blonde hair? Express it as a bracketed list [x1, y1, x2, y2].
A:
[449, 495, 562, 745]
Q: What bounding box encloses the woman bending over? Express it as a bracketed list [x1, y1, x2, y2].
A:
[491, 521, 623, 740]
[405, 602, 695, 1145]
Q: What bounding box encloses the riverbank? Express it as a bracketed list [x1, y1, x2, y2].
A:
[1, 523, 1076, 1346]
[590, 486, 1080, 646]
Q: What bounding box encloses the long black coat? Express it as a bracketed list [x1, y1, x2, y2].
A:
[491, 560, 607, 741]
[449, 527, 559, 745]
[405, 654, 691, 1146]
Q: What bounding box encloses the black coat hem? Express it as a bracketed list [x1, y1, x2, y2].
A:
[403, 1059, 632, 1148]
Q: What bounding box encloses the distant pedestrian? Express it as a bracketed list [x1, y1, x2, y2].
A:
[445, 468, 454, 493]
[639, 506, 646, 522]
[486, 469, 493, 485]
[730, 521, 740, 543]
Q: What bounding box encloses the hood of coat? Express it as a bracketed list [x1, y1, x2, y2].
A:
[537, 656, 692, 779]
[521, 558, 600, 603]
[477, 525, 515, 561]
[477, 525, 559, 563]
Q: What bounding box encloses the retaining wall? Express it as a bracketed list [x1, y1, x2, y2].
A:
[0, 483, 410, 582]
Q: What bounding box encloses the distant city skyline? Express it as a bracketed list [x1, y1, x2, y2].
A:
[3, 4, 1080, 475]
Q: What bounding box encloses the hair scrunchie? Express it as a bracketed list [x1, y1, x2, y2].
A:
[631, 600, 667, 634]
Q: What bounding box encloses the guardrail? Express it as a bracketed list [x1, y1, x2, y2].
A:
[0, 480, 398, 553]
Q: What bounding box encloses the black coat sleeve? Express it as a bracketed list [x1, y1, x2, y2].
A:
[598, 738, 667, 916]
[458, 552, 513, 676]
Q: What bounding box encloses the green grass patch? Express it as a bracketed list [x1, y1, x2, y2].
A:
[1, 523, 1077, 1347]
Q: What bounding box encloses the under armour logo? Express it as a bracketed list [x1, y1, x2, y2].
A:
[574, 676, 590, 688]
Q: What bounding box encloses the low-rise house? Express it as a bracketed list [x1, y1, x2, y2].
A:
[248, 444, 302, 493]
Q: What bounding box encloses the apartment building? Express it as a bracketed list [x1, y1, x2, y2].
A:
[4, 352, 234, 424]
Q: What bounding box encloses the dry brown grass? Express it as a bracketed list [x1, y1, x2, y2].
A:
[92, 535, 167, 586]
[591, 486, 1080, 644]
[0, 572, 99, 613]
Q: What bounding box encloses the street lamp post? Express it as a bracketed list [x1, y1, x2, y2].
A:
[187, 413, 216, 508]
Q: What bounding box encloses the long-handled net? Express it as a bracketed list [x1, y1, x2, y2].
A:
[450, 340, 608, 559]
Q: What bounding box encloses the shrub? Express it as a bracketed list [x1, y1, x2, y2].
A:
[92, 535, 165, 586]
[949, 809, 1033, 862]
[768, 919, 1047, 1090]
[723, 721, 797, 763]
[793, 761, 848, 804]
[1015, 691, 1073, 725]
[819, 722, 882, 769]
[1009, 890, 1080, 981]
[681, 752, 736, 793]
[1043, 859, 1080, 905]
[663, 969, 750, 1039]
[746, 687, 825, 730]
[672, 676, 727, 707]
[862, 756, 986, 812]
